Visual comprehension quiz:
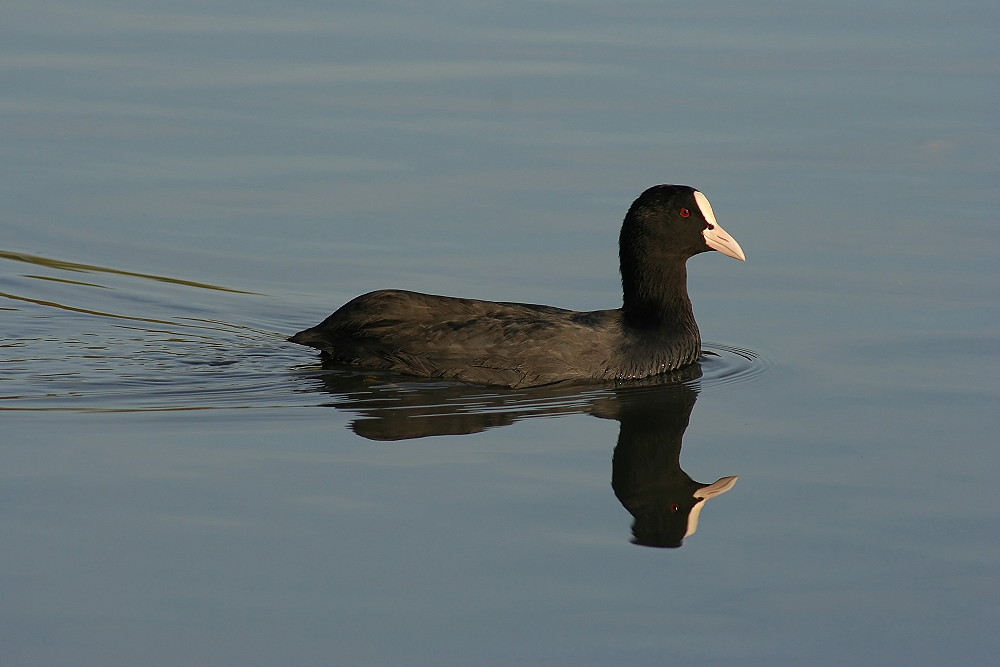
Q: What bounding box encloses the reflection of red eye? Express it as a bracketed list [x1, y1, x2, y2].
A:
[680, 208, 691, 217]
[669, 503, 681, 513]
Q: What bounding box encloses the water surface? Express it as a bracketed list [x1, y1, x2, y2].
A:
[2, 1, 997, 664]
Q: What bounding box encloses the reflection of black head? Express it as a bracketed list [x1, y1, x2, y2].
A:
[609, 383, 736, 548]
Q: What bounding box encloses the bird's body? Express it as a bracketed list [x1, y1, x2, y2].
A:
[290, 185, 746, 388]
[290, 289, 698, 387]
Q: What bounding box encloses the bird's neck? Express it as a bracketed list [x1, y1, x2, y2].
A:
[621, 260, 698, 334]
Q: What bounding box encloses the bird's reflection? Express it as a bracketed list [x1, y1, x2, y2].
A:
[592, 378, 738, 548]
[300, 361, 738, 548]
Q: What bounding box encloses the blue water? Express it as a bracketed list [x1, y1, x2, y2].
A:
[2, 1, 998, 664]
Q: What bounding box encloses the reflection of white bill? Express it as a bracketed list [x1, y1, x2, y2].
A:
[686, 476, 740, 538]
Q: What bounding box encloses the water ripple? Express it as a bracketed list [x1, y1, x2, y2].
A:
[699, 342, 773, 391]
[2, 249, 772, 414]
[287, 342, 772, 439]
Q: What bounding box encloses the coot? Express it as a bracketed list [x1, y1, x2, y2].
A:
[290, 184, 746, 388]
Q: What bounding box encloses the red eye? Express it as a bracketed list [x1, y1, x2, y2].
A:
[680, 208, 691, 217]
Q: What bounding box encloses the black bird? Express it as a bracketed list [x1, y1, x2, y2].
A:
[289, 184, 746, 388]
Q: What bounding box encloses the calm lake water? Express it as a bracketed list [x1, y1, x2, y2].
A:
[2, 1, 998, 664]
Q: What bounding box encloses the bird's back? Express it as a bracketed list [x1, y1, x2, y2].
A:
[290, 289, 623, 387]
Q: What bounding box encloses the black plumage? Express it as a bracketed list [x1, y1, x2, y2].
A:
[289, 184, 745, 388]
